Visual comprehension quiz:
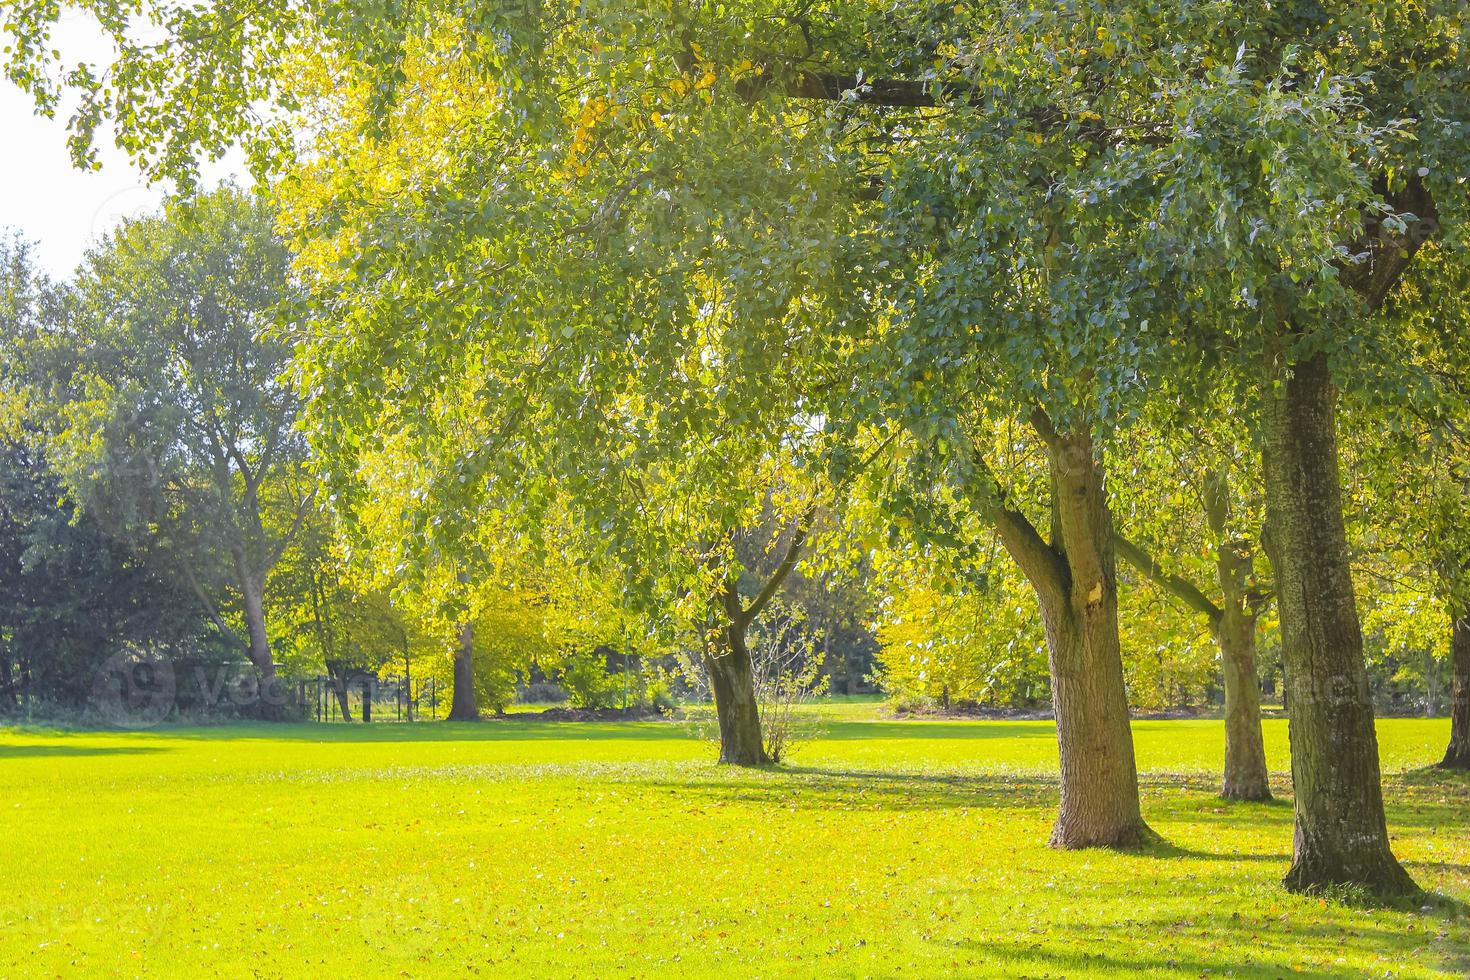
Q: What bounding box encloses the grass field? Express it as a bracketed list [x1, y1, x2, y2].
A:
[2, 706, 1466, 977]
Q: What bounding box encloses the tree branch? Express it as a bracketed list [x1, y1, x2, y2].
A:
[1113, 534, 1223, 624]
[737, 67, 1166, 147]
[734, 507, 815, 629]
[264, 483, 319, 572]
[178, 557, 245, 650]
[957, 434, 1068, 602]
[1338, 175, 1439, 311]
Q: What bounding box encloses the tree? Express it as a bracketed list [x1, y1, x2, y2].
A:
[1, 232, 214, 714]
[873, 547, 1049, 711]
[329, 422, 644, 725]
[702, 511, 818, 764]
[1448, 610, 1470, 768]
[41, 188, 311, 715]
[1348, 246, 1470, 767]
[762, 2, 1457, 890]
[8, 0, 1466, 890]
[268, 19, 860, 761]
[268, 499, 422, 721]
[0, 0, 1141, 845]
[1112, 411, 1274, 801]
[741, 0, 1462, 892]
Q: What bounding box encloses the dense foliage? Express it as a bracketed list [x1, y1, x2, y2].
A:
[1, 0, 1467, 896]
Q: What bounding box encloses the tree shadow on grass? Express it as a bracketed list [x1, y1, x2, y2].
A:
[633, 764, 1063, 812]
[1317, 887, 1470, 921]
[95, 716, 1065, 747]
[1138, 838, 1289, 863]
[815, 719, 1060, 741]
[0, 744, 166, 758]
[150, 720, 697, 744]
[1136, 769, 1469, 834]
[962, 906, 1467, 979]
[1380, 769, 1470, 832]
[961, 936, 1331, 979]
[1396, 764, 1470, 788]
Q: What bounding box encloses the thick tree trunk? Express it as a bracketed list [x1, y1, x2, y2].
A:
[1203, 471, 1272, 801]
[706, 619, 769, 766]
[1441, 609, 1470, 769]
[1036, 427, 1149, 848]
[1035, 591, 1150, 847]
[1261, 346, 1417, 895]
[448, 621, 480, 721]
[361, 676, 373, 723]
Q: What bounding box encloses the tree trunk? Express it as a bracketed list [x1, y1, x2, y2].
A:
[325, 662, 353, 722]
[1217, 609, 1272, 800]
[706, 619, 769, 766]
[361, 675, 373, 723]
[448, 620, 480, 721]
[1261, 346, 1417, 895]
[0, 656, 16, 705]
[1441, 608, 1470, 769]
[238, 562, 282, 720]
[1203, 470, 1272, 802]
[1424, 648, 1437, 718]
[1036, 427, 1149, 848]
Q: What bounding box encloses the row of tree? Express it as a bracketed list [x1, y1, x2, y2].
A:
[0, 210, 650, 721]
[3, 209, 877, 723]
[1, 0, 1467, 898]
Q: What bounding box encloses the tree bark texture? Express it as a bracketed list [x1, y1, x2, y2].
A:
[1202, 472, 1273, 801]
[985, 421, 1149, 848]
[237, 556, 281, 720]
[1262, 346, 1416, 895]
[325, 661, 353, 722]
[706, 620, 770, 766]
[448, 620, 480, 721]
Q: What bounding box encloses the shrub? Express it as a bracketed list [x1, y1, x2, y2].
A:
[749, 602, 828, 763]
[557, 653, 623, 709]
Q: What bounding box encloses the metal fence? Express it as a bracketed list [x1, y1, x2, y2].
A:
[302, 674, 441, 723]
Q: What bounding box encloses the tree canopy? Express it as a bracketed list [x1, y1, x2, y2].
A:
[2, 0, 1468, 898]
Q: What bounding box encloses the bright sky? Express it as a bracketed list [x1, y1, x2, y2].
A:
[0, 15, 244, 279]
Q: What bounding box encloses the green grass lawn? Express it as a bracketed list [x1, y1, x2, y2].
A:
[1, 709, 1466, 977]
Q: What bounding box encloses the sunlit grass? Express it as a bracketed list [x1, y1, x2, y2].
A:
[1, 708, 1465, 976]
